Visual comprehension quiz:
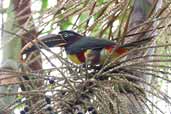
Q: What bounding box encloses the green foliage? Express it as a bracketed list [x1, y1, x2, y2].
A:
[41, 0, 48, 10]
[98, 0, 107, 5]
[60, 18, 73, 30]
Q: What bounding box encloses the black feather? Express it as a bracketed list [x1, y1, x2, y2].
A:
[65, 37, 115, 54]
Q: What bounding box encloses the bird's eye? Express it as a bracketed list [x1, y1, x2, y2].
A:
[63, 34, 68, 38]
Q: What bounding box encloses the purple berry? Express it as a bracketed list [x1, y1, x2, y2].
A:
[92, 110, 97, 114]
[24, 106, 29, 112]
[20, 110, 26, 114]
[46, 106, 53, 111]
[88, 106, 94, 111]
[49, 79, 55, 84]
[45, 96, 51, 104]
[24, 100, 30, 106]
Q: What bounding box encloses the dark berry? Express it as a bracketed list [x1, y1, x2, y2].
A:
[49, 112, 55, 114]
[20, 110, 26, 114]
[16, 99, 21, 103]
[61, 91, 66, 96]
[92, 110, 97, 114]
[24, 100, 30, 106]
[87, 106, 94, 111]
[24, 106, 29, 112]
[49, 79, 55, 84]
[77, 112, 83, 114]
[46, 106, 53, 111]
[45, 96, 51, 104]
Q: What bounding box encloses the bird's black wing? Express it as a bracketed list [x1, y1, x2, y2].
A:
[66, 37, 115, 54]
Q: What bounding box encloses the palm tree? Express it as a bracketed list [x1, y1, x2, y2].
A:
[1, 0, 171, 114]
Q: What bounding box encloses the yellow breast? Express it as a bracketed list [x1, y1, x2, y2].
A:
[67, 54, 82, 64]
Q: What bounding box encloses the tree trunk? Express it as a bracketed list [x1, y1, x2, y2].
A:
[0, 1, 21, 114]
[121, 0, 162, 114]
[0, 0, 42, 114]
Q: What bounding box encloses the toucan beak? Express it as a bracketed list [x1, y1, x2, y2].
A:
[40, 34, 67, 47]
[20, 34, 67, 55]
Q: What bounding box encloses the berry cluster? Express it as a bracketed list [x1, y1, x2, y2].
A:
[75, 106, 97, 114]
[45, 96, 55, 114]
[48, 78, 55, 84]
[20, 105, 29, 114]
[88, 106, 97, 114]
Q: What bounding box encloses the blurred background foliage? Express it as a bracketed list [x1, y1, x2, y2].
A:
[0, 0, 171, 114]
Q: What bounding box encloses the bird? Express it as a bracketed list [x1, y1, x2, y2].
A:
[20, 30, 150, 65]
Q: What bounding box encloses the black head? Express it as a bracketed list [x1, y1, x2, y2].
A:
[58, 30, 82, 46]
